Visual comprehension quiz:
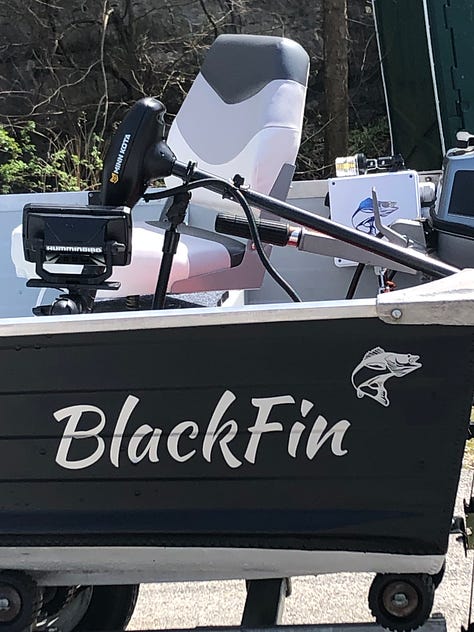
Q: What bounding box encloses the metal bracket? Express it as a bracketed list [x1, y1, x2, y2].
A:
[241, 578, 291, 626]
[371, 188, 409, 247]
[453, 513, 470, 555]
[88, 191, 102, 206]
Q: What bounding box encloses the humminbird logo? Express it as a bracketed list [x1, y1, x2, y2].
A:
[46, 246, 103, 253]
[109, 133, 131, 184]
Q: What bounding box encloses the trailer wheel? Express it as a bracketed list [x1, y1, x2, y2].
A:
[0, 571, 41, 632]
[368, 573, 434, 632]
[36, 584, 139, 632]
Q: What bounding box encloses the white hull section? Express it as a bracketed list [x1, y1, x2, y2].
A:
[0, 547, 445, 586]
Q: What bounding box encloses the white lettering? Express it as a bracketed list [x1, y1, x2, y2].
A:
[202, 390, 242, 469]
[113, 133, 131, 173]
[288, 399, 314, 458]
[45, 245, 103, 253]
[54, 404, 106, 470]
[128, 424, 162, 464]
[288, 421, 305, 458]
[52, 390, 352, 471]
[167, 421, 198, 462]
[110, 395, 139, 467]
[245, 396, 293, 464]
[306, 416, 350, 458]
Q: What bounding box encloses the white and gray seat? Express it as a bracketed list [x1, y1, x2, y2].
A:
[12, 34, 309, 297]
[119, 33, 309, 296]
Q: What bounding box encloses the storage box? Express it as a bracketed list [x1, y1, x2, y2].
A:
[328, 171, 421, 267]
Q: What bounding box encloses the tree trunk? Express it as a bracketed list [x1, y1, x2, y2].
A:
[323, 0, 349, 176]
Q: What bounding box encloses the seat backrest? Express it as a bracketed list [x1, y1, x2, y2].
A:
[166, 33, 309, 208]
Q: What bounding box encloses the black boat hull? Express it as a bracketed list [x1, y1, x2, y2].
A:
[0, 301, 471, 580]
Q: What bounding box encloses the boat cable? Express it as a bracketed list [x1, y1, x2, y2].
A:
[144, 177, 302, 303]
[345, 263, 365, 300]
[345, 228, 399, 299]
[229, 184, 302, 303]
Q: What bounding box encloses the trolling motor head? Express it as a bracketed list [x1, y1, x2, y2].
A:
[101, 97, 176, 208]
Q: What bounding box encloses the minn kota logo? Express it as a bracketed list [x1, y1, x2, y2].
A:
[109, 133, 131, 184]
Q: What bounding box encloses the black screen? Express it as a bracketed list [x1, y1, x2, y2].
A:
[448, 170, 474, 218]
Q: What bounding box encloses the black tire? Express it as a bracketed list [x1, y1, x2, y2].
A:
[74, 585, 139, 632]
[0, 572, 42, 632]
[368, 573, 435, 632]
[36, 584, 139, 632]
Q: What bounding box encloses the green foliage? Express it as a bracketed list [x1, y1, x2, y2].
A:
[348, 117, 392, 159]
[0, 122, 103, 194]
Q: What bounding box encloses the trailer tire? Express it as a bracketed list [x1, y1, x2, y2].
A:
[73, 584, 139, 631]
[36, 584, 139, 632]
[368, 573, 434, 632]
[0, 571, 41, 632]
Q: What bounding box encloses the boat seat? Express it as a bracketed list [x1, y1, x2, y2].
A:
[110, 33, 309, 296]
[11, 34, 309, 298]
[10, 219, 246, 297]
[104, 221, 247, 298]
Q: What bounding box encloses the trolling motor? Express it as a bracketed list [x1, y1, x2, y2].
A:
[23, 98, 176, 314]
[100, 97, 190, 310]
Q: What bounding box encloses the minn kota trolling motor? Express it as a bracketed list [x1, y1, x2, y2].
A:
[22, 97, 459, 316]
[22, 98, 176, 315]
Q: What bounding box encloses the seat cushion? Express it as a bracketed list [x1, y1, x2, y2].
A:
[102, 221, 246, 298]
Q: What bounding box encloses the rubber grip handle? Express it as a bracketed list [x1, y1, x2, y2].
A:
[215, 213, 292, 246]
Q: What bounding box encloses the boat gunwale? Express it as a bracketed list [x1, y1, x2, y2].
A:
[0, 299, 377, 338]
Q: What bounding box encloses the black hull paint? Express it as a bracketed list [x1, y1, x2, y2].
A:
[0, 316, 472, 558]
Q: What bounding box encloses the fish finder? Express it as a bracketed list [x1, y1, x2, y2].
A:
[23, 203, 132, 298]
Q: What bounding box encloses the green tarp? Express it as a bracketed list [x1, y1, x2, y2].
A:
[373, 0, 474, 170]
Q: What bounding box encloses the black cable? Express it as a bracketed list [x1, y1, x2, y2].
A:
[228, 187, 301, 303]
[145, 177, 302, 303]
[345, 263, 365, 300]
[144, 179, 216, 201]
[345, 231, 399, 300]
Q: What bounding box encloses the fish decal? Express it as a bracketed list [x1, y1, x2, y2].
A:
[351, 347, 422, 407]
[351, 196, 399, 235]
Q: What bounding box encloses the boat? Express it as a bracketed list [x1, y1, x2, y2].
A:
[1, 32, 474, 632]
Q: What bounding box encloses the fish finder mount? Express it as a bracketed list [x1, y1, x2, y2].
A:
[23, 203, 132, 314]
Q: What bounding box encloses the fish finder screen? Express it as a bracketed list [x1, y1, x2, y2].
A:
[448, 170, 474, 218]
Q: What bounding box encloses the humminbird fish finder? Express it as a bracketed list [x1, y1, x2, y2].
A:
[23, 203, 132, 291]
